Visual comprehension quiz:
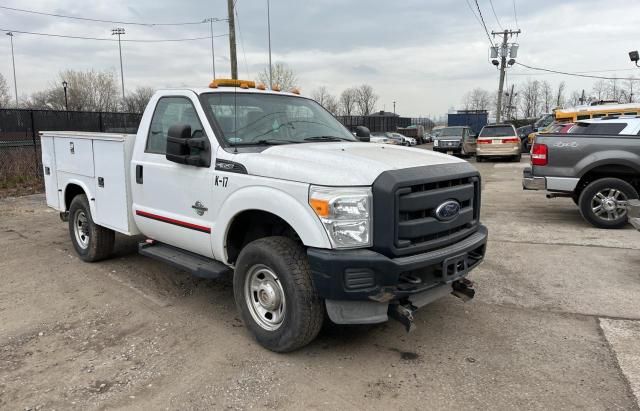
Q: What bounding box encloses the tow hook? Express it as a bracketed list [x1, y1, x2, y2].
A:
[452, 278, 475, 302]
[388, 303, 417, 333]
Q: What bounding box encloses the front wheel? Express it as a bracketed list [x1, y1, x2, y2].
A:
[578, 178, 639, 229]
[68, 194, 115, 262]
[233, 237, 324, 352]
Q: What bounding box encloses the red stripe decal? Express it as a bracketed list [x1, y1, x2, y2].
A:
[136, 210, 211, 234]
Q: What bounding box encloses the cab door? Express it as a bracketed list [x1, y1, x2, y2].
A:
[131, 94, 216, 258]
[463, 128, 477, 154]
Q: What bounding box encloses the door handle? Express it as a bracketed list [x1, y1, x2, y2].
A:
[136, 165, 143, 184]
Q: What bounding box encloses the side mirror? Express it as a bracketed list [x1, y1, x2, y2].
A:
[165, 124, 210, 167]
[354, 126, 371, 142]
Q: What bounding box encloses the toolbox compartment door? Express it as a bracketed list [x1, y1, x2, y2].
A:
[41, 136, 60, 209]
[93, 139, 130, 233]
[54, 137, 94, 177]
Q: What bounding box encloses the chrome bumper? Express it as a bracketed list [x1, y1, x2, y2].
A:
[628, 199, 640, 231]
[522, 167, 546, 190]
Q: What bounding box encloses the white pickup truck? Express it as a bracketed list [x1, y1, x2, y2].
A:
[41, 79, 487, 352]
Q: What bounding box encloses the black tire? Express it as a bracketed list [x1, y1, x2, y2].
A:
[512, 154, 522, 162]
[233, 236, 323, 352]
[68, 194, 115, 262]
[476, 156, 484, 163]
[578, 178, 639, 229]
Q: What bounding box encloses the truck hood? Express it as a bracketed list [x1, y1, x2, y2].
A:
[222, 142, 466, 186]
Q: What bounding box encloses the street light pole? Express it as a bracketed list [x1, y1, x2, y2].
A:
[62, 81, 69, 111]
[393, 101, 396, 115]
[267, 0, 273, 89]
[6, 32, 18, 106]
[204, 18, 217, 79]
[111, 28, 126, 105]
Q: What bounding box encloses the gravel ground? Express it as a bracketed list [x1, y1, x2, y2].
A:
[0, 149, 638, 410]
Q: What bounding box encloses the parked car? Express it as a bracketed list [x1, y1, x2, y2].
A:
[390, 132, 416, 146]
[40, 78, 487, 352]
[432, 126, 477, 156]
[527, 122, 576, 148]
[422, 133, 433, 143]
[476, 124, 521, 162]
[523, 117, 640, 229]
[370, 131, 400, 145]
[517, 125, 534, 150]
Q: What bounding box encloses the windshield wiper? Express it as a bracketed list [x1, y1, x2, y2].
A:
[303, 136, 353, 142]
[235, 139, 303, 146]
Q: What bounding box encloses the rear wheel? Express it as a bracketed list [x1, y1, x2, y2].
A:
[68, 194, 115, 262]
[578, 178, 638, 229]
[234, 236, 323, 352]
[512, 154, 522, 162]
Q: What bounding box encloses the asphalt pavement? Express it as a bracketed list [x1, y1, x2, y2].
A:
[0, 147, 638, 410]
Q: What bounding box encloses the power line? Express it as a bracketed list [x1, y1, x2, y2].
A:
[515, 62, 639, 81]
[511, 67, 637, 76]
[0, 28, 227, 42]
[473, 0, 494, 46]
[488, 0, 503, 30]
[464, 0, 484, 28]
[0, 5, 226, 26]
[512, 0, 519, 29]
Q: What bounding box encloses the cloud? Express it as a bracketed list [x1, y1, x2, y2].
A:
[0, 0, 638, 116]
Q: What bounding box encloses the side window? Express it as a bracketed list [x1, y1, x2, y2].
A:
[577, 115, 590, 120]
[146, 97, 205, 154]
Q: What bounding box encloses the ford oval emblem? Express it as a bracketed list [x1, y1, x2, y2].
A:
[435, 200, 461, 221]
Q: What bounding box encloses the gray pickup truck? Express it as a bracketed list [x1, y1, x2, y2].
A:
[522, 118, 640, 229]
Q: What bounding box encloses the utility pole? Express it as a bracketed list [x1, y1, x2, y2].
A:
[505, 84, 515, 120]
[62, 81, 69, 111]
[579, 89, 586, 105]
[393, 101, 396, 115]
[491, 29, 520, 123]
[227, 0, 238, 79]
[6, 32, 18, 106]
[267, 0, 273, 88]
[204, 18, 218, 79]
[111, 28, 126, 104]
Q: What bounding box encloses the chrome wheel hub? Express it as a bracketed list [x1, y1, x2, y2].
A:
[591, 189, 628, 221]
[73, 211, 90, 249]
[244, 264, 286, 331]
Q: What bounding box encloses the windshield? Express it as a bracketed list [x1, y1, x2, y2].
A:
[437, 128, 464, 138]
[480, 126, 515, 137]
[201, 92, 356, 145]
[534, 113, 554, 129]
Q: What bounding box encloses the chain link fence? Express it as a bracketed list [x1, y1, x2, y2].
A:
[0, 109, 142, 195]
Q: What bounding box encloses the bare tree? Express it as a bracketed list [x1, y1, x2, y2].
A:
[463, 88, 491, 111]
[621, 76, 637, 103]
[257, 62, 298, 92]
[311, 86, 331, 106]
[0, 73, 10, 108]
[540, 80, 554, 113]
[355, 84, 378, 115]
[518, 80, 541, 118]
[592, 80, 607, 101]
[324, 95, 340, 116]
[568, 90, 583, 107]
[124, 87, 155, 113]
[555, 81, 566, 107]
[339, 88, 358, 116]
[23, 69, 120, 111]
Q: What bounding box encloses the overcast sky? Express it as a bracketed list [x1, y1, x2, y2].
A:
[1, 0, 639, 117]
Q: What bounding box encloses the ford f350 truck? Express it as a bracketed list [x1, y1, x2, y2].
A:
[41, 79, 487, 352]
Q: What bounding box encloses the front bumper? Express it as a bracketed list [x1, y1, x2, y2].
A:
[307, 225, 487, 302]
[628, 199, 640, 230]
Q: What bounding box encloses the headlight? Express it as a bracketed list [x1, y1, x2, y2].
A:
[309, 186, 372, 248]
[433, 139, 439, 147]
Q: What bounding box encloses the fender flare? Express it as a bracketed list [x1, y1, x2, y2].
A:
[577, 151, 640, 179]
[213, 186, 331, 263]
[62, 179, 96, 217]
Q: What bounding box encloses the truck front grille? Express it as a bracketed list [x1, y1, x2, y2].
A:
[396, 177, 479, 251]
[372, 163, 481, 258]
